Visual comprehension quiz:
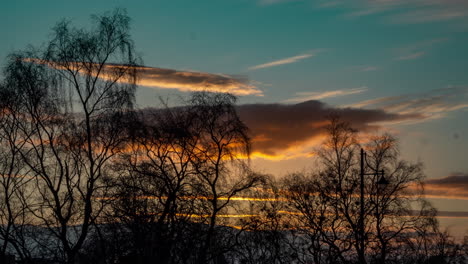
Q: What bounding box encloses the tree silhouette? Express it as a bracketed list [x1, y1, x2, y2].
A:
[1, 9, 139, 263]
[282, 115, 439, 264]
[104, 104, 200, 263]
[0, 83, 35, 262]
[0, 9, 466, 264]
[187, 92, 262, 263]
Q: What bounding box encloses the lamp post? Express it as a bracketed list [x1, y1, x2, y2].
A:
[358, 148, 389, 264]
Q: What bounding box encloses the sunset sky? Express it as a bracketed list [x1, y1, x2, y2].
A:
[1, 0, 468, 235]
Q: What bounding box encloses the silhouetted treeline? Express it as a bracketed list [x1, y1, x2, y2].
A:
[0, 9, 467, 264]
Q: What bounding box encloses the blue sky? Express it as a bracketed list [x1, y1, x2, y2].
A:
[1, 0, 468, 232]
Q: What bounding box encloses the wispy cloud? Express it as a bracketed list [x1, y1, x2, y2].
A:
[284, 87, 368, 103]
[317, 0, 468, 25]
[394, 38, 446, 61]
[396, 51, 426, 61]
[388, 7, 467, 24]
[346, 96, 405, 109]
[361, 66, 378, 72]
[25, 59, 262, 96]
[260, 1, 468, 25]
[350, 65, 379, 72]
[345, 4, 391, 18]
[348, 86, 468, 122]
[248, 52, 317, 71]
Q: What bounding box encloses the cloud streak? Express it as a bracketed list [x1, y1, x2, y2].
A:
[25, 58, 262, 96]
[317, 0, 468, 25]
[396, 51, 426, 61]
[394, 38, 446, 61]
[128, 65, 262, 96]
[388, 7, 468, 24]
[361, 66, 378, 72]
[284, 87, 368, 103]
[347, 86, 468, 122]
[248, 52, 315, 71]
[424, 173, 468, 200]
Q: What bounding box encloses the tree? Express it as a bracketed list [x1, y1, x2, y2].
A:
[91, 92, 262, 264]
[187, 92, 263, 263]
[105, 104, 200, 263]
[233, 176, 295, 264]
[0, 83, 35, 262]
[2, 9, 139, 263]
[363, 134, 433, 263]
[283, 115, 437, 264]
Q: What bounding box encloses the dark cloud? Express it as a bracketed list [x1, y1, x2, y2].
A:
[426, 174, 468, 186]
[138, 100, 421, 159]
[237, 100, 421, 158]
[127, 87, 466, 160]
[424, 173, 468, 199]
[437, 211, 468, 218]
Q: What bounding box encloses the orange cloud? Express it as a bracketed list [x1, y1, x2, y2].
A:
[423, 173, 468, 200]
[248, 53, 315, 71]
[284, 87, 368, 103]
[237, 100, 420, 159]
[24, 58, 262, 96]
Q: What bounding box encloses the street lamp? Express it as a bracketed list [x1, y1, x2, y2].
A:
[358, 148, 389, 264]
[376, 172, 390, 190]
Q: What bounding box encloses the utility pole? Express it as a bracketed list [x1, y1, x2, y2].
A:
[359, 148, 366, 264]
[358, 148, 389, 264]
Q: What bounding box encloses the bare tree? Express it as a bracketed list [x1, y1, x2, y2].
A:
[94, 93, 261, 263]
[401, 222, 468, 264]
[2, 9, 139, 263]
[362, 133, 433, 263]
[186, 92, 262, 263]
[0, 83, 35, 262]
[233, 176, 295, 264]
[104, 105, 201, 263]
[283, 115, 438, 264]
[283, 172, 351, 264]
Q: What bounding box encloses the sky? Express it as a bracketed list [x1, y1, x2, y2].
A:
[1, 0, 468, 235]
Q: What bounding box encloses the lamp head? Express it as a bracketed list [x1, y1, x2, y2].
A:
[377, 174, 389, 190]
